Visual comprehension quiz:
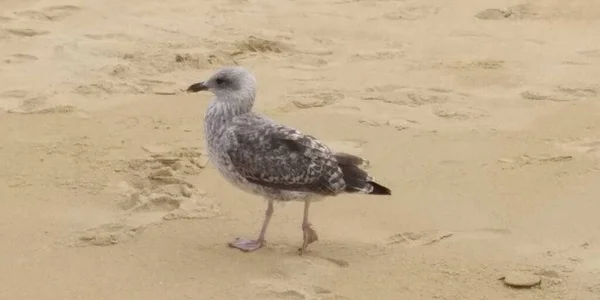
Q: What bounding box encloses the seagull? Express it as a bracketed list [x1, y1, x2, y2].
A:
[186, 66, 391, 254]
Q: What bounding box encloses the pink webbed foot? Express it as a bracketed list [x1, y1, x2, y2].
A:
[228, 238, 265, 252]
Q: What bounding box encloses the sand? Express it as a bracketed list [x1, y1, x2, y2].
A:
[1, 0, 600, 299]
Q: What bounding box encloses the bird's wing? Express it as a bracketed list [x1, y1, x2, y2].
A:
[224, 114, 345, 196]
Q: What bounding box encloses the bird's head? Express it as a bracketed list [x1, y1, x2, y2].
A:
[186, 66, 257, 105]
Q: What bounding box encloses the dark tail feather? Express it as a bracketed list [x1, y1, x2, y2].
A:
[334, 153, 392, 196]
[367, 181, 392, 195]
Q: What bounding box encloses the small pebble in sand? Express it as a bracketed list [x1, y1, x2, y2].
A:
[500, 271, 541, 288]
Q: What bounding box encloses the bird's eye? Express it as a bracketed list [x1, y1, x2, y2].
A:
[215, 78, 224, 85]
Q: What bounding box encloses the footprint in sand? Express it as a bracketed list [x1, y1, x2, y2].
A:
[387, 230, 454, 247]
[15, 5, 81, 21]
[84, 32, 135, 42]
[73, 146, 220, 247]
[496, 154, 574, 170]
[0, 89, 27, 97]
[283, 55, 332, 70]
[233, 35, 291, 55]
[137, 78, 180, 96]
[579, 49, 600, 58]
[432, 105, 488, 121]
[254, 280, 351, 300]
[230, 35, 333, 70]
[475, 4, 539, 21]
[2, 93, 74, 115]
[3, 28, 49, 37]
[3, 53, 38, 64]
[280, 89, 345, 112]
[0, 90, 27, 111]
[174, 52, 238, 70]
[381, 5, 439, 21]
[556, 139, 600, 157]
[358, 117, 417, 131]
[361, 85, 469, 107]
[347, 49, 404, 62]
[387, 228, 512, 248]
[521, 86, 598, 102]
[73, 81, 145, 97]
[432, 59, 505, 70]
[85, 46, 237, 91]
[252, 255, 351, 300]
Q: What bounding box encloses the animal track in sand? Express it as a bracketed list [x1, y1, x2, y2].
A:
[0, 90, 26, 112]
[0, 92, 74, 115]
[423, 59, 516, 88]
[233, 35, 291, 55]
[84, 32, 135, 41]
[77, 49, 237, 97]
[561, 61, 589, 66]
[477, 3, 600, 21]
[381, 5, 439, 21]
[496, 154, 573, 170]
[432, 105, 488, 121]
[76, 221, 141, 246]
[254, 280, 341, 300]
[281, 56, 331, 70]
[361, 85, 469, 107]
[555, 139, 600, 157]
[15, 5, 81, 21]
[475, 4, 539, 20]
[254, 280, 351, 300]
[432, 59, 505, 70]
[73, 146, 219, 247]
[347, 49, 404, 62]
[80, 34, 329, 95]
[137, 78, 180, 95]
[8, 105, 75, 115]
[358, 117, 417, 131]
[281, 89, 345, 111]
[579, 49, 600, 58]
[73, 81, 145, 97]
[521, 86, 598, 102]
[134, 50, 236, 72]
[231, 35, 334, 71]
[132, 145, 210, 176]
[252, 255, 351, 300]
[387, 228, 511, 248]
[174, 52, 238, 69]
[556, 86, 598, 98]
[3, 53, 38, 64]
[475, 9, 513, 20]
[0, 89, 28, 99]
[387, 230, 454, 247]
[3, 28, 49, 37]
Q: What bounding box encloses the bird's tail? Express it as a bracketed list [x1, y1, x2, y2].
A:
[334, 153, 392, 196]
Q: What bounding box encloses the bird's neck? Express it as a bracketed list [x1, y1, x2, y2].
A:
[204, 98, 253, 142]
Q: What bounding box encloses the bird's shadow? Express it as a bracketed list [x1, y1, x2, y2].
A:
[250, 239, 388, 267]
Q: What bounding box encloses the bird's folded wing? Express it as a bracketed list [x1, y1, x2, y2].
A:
[224, 117, 344, 195]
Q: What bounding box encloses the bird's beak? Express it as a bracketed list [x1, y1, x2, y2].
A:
[186, 81, 208, 93]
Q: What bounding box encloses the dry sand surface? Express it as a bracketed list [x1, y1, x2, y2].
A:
[2, 0, 600, 299]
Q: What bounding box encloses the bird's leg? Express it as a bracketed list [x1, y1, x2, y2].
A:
[298, 198, 318, 255]
[229, 198, 274, 252]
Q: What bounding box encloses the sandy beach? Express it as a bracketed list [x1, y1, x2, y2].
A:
[1, 0, 600, 299]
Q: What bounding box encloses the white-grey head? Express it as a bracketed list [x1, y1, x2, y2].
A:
[186, 66, 257, 107]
